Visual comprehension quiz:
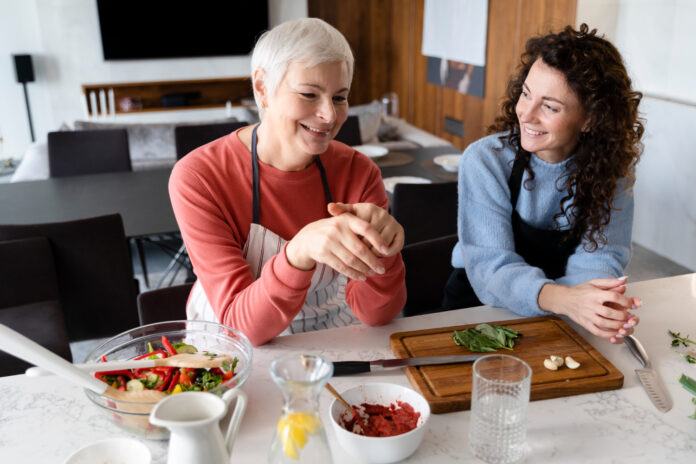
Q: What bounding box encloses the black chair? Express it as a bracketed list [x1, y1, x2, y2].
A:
[334, 115, 362, 146]
[47, 128, 131, 177]
[137, 283, 193, 325]
[0, 237, 72, 376]
[174, 121, 248, 159]
[391, 181, 458, 245]
[401, 234, 458, 316]
[0, 214, 140, 341]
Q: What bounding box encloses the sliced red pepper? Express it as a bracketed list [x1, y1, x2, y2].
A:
[162, 335, 178, 357]
[167, 371, 181, 392]
[155, 371, 173, 391]
[222, 370, 235, 381]
[101, 355, 108, 363]
[134, 349, 168, 360]
[117, 375, 127, 391]
[94, 369, 134, 378]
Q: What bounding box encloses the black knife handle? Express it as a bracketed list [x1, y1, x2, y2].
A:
[333, 361, 371, 376]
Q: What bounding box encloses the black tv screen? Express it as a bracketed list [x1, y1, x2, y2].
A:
[96, 0, 269, 60]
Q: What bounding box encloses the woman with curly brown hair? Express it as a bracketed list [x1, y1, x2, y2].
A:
[443, 24, 644, 343]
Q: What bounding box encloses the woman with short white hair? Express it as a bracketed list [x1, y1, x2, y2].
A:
[169, 18, 406, 346]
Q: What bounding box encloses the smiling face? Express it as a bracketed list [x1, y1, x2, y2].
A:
[516, 58, 589, 163]
[257, 60, 350, 167]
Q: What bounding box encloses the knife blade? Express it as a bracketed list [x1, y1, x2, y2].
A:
[333, 354, 483, 376]
[625, 335, 673, 413]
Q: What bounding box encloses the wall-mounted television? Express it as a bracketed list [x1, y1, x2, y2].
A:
[96, 0, 269, 60]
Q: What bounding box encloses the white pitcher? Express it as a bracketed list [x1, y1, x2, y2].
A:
[150, 390, 247, 464]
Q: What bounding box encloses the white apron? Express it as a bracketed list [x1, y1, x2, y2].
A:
[187, 125, 357, 335]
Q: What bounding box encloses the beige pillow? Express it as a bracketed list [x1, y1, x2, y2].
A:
[73, 118, 238, 161]
[348, 100, 383, 144]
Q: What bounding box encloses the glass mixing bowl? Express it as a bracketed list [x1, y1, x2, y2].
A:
[83, 320, 252, 439]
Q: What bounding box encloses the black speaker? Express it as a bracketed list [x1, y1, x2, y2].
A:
[13, 54, 35, 83]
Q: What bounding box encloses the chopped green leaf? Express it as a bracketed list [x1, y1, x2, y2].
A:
[679, 373, 696, 396]
[452, 324, 521, 353]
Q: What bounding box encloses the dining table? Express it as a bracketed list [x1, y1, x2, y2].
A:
[1, 273, 694, 463]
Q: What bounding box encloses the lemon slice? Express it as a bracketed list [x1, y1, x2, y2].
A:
[276, 412, 319, 460]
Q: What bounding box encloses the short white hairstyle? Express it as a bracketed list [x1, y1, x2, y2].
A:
[250, 18, 354, 114]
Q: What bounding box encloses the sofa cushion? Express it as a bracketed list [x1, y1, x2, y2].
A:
[348, 100, 383, 144]
[73, 117, 238, 162]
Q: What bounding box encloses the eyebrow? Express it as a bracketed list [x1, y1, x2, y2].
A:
[298, 83, 349, 93]
[522, 83, 566, 106]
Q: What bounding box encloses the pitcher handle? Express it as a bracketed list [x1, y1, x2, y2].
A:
[221, 389, 248, 455]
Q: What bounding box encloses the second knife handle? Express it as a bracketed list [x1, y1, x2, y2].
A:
[333, 361, 371, 376]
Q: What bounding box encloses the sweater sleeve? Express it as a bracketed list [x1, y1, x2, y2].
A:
[455, 143, 553, 316]
[169, 164, 314, 346]
[555, 183, 633, 286]
[344, 163, 406, 325]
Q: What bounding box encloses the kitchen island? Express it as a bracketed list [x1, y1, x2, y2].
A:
[1, 274, 695, 462]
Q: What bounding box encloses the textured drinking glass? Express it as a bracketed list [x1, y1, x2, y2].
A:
[469, 354, 532, 464]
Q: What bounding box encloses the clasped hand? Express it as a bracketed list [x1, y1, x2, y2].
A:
[541, 276, 642, 344]
[285, 202, 404, 281]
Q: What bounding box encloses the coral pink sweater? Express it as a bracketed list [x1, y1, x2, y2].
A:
[169, 130, 406, 345]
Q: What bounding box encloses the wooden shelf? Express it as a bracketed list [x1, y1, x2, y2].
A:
[82, 77, 253, 116]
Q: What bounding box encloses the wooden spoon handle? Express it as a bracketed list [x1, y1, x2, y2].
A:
[325, 383, 354, 413]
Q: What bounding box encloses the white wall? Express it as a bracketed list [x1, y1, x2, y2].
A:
[578, 0, 696, 270]
[0, 0, 53, 157]
[0, 0, 307, 158]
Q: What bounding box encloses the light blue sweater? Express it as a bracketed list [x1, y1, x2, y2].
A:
[451, 133, 633, 316]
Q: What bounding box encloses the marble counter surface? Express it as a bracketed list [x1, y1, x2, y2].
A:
[1, 274, 695, 463]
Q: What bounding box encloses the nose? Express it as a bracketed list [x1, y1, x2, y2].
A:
[316, 97, 337, 124]
[516, 99, 536, 123]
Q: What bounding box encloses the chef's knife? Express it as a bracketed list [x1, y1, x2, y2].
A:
[333, 354, 483, 376]
[625, 335, 673, 413]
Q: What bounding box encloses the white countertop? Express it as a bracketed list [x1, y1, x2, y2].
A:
[2, 274, 695, 463]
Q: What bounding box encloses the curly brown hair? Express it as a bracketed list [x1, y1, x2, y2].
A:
[489, 23, 644, 252]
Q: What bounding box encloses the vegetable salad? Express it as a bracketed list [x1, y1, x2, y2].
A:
[94, 335, 238, 395]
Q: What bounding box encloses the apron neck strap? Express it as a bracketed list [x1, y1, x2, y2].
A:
[250, 125, 332, 225]
[508, 154, 526, 209]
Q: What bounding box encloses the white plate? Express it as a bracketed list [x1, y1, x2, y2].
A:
[63, 437, 151, 464]
[433, 153, 462, 172]
[353, 144, 389, 159]
[383, 176, 432, 193]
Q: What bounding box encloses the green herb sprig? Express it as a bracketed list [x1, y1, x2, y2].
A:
[452, 324, 520, 353]
[668, 330, 696, 348]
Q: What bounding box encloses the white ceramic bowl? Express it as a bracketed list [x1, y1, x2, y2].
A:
[354, 144, 389, 158]
[433, 153, 462, 172]
[329, 383, 430, 463]
[63, 437, 151, 464]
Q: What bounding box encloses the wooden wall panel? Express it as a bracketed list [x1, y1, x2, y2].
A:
[309, 0, 576, 150]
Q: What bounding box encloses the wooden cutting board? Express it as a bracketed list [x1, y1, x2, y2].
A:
[389, 316, 623, 414]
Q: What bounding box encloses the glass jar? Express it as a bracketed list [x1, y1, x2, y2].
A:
[268, 353, 334, 463]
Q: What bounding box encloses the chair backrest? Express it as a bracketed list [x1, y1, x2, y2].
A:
[48, 128, 131, 177]
[0, 237, 72, 375]
[137, 283, 193, 325]
[401, 234, 458, 316]
[0, 214, 139, 341]
[391, 181, 458, 245]
[334, 115, 362, 146]
[174, 121, 248, 159]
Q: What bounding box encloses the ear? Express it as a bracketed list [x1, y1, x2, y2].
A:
[253, 68, 268, 108]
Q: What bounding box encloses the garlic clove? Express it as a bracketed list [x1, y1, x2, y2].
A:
[565, 356, 580, 369]
[550, 355, 564, 367]
[543, 358, 559, 371]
